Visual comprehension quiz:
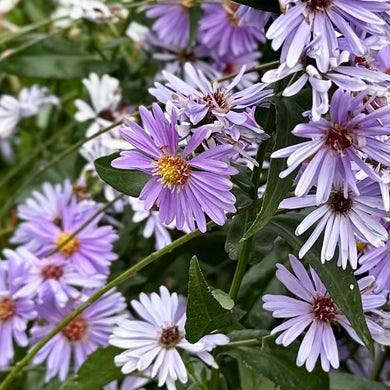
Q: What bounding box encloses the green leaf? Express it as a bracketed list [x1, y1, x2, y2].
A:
[226, 338, 329, 390]
[330, 373, 388, 390]
[268, 213, 374, 354]
[95, 153, 150, 197]
[225, 214, 246, 260]
[60, 346, 123, 390]
[242, 95, 309, 240]
[238, 362, 276, 390]
[233, 0, 280, 12]
[188, 6, 203, 50]
[0, 35, 115, 79]
[186, 256, 244, 342]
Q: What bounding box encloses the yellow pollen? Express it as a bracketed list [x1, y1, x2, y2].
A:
[155, 155, 190, 189]
[356, 242, 368, 253]
[56, 232, 80, 257]
[0, 297, 15, 322]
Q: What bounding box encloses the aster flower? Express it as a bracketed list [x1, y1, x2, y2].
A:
[150, 63, 272, 143]
[263, 49, 390, 120]
[111, 103, 238, 233]
[20, 196, 118, 276]
[30, 289, 126, 382]
[263, 255, 386, 372]
[356, 221, 390, 292]
[104, 376, 151, 390]
[0, 257, 36, 369]
[109, 286, 229, 390]
[272, 89, 390, 204]
[280, 180, 388, 269]
[199, 3, 266, 57]
[145, 0, 193, 49]
[11, 180, 98, 253]
[0, 85, 59, 160]
[266, 0, 390, 73]
[53, 0, 117, 24]
[5, 247, 105, 308]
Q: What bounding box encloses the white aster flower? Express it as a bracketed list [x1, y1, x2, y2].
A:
[109, 286, 229, 390]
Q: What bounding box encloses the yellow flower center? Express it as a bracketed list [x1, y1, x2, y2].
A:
[56, 232, 80, 257]
[0, 297, 15, 322]
[156, 155, 190, 189]
[356, 242, 368, 253]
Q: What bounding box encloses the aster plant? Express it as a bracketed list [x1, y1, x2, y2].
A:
[1, 0, 390, 389]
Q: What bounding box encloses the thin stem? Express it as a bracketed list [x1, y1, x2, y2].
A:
[0, 122, 73, 189]
[0, 16, 66, 45]
[0, 224, 211, 390]
[219, 338, 260, 350]
[371, 347, 387, 381]
[216, 61, 280, 83]
[0, 120, 122, 218]
[45, 194, 124, 258]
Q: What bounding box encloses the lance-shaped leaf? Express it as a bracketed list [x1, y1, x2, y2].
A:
[242, 95, 309, 241]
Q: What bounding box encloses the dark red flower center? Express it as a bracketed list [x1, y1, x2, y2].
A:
[328, 190, 353, 214]
[0, 297, 15, 322]
[324, 124, 353, 153]
[62, 317, 88, 342]
[41, 264, 64, 280]
[311, 295, 339, 323]
[159, 325, 183, 348]
[307, 0, 334, 11]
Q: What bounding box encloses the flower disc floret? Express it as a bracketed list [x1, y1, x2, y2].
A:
[155, 154, 190, 189]
[159, 324, 184, 348]
[307, 0, 334, 11]
[311, 295, 339, 323]
[0, 297, 15, 322]
[328, 190, 353, 214]
[56, 232, 80, 257]
[324, 124, 353, 154]
[62, 317, 88, 342]
[41, 264, 64, 280]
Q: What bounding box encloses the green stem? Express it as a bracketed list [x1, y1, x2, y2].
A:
[216, 61, 280, 83]
[0, 16, 66, 46]
[371, 347, 387, 381]
[219, 338, 260, 350]
[0, 120, 121, 218]
[0, 122, 73, 189]
[229, 139, 270, 300]
[0, 224, 210, 390]
[46, 194, 124, 258]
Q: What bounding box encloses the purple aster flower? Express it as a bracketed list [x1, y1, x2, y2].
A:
[199, 3, 265, 57]
[111, 103, 238, 233]
[267, 0, 390, 72]
[150, 63, 272, 144]
[109, 286, 229, 390]
[263, 255, 386, 372]
[263, 49, 390, 121]
[23, 196, 118, 276]
[280, 179, 388, 269]
[272, 89, 390, 204]
[0, 257, 36, 368]
[4, 247, 105, 308]
[145, 0, 192, 49]
[30, 289, 127, 382]
[356, 220, 390, 292]
[11, 180, 97, 252]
